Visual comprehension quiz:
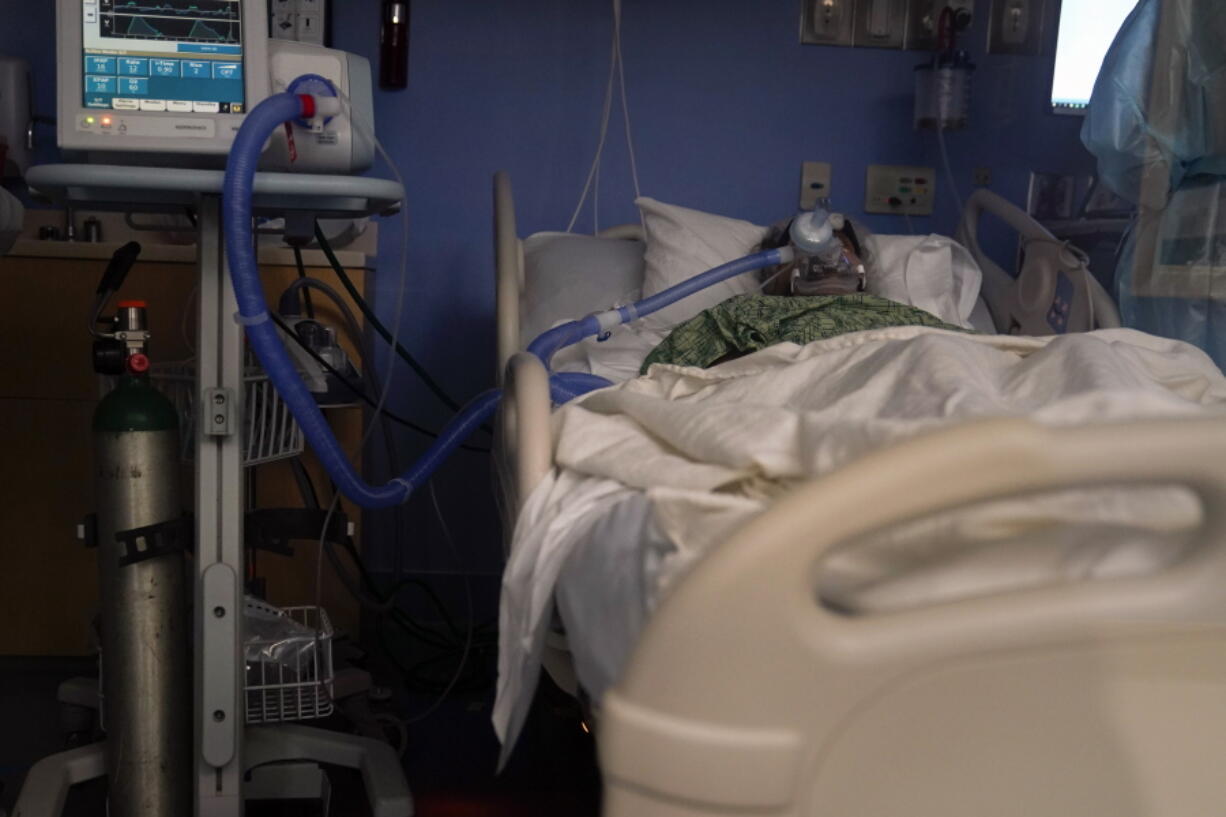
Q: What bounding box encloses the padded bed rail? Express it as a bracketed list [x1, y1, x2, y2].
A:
[601, 415, 1226, 816]
[494, 170, 523, 383]
[497, 351, 553, 513]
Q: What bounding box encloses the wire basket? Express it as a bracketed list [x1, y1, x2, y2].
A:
[98, 601, 335, 727]
[151, 358, 305, 467]
[244, 600, 335, 725]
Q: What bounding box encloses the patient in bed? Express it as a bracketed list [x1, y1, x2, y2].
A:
[641, 215, 968, 372]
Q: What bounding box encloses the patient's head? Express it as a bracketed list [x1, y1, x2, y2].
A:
[757, 216, 870, 296]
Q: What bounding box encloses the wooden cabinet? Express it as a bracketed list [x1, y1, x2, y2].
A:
[0, 240, 370, 655]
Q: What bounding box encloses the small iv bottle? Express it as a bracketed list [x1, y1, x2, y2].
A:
[380, 0, 410, 89]
[914, 50, 974, 130]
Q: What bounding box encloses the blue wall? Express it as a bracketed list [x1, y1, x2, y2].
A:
[0, 0, 1097, 576]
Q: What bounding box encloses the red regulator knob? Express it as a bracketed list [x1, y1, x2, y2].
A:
[127, 353, 151, 374]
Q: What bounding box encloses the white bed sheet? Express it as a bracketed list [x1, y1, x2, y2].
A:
[549, 321, 668, 381]
[496, 326, 1226, 759]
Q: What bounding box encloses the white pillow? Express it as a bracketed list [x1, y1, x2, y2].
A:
[520, 232, 645, 346]
[635, 197, 770, 330]
[863, 233, 983, 329]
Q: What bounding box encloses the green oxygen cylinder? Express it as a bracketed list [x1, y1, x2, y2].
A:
[92, 301, 191, 817]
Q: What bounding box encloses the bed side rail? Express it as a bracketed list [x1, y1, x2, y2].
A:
[498, 351, 553, 513]
[602, 415, 1226, 812]
[494, 171, 523, 383]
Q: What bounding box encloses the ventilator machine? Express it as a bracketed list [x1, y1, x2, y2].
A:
[15, 1, 410, 815]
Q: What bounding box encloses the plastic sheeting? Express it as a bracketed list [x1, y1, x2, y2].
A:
[1082, 0, 1226, 367]
[1117, 178, 1226, 361]
[1082, 0, 1226, 203]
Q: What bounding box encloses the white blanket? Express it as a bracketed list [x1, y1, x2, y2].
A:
[495, 327, 1226, 757]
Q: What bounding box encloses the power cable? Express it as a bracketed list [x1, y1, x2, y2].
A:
[268, 311, 489, 453]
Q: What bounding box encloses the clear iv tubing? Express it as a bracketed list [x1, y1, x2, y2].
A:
[226, 90, 790, 508]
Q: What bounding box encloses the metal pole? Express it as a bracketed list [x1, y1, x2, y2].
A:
[194, 195, 246, 817]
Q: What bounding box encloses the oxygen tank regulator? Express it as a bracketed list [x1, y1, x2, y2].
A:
[90, 241, 152, 377]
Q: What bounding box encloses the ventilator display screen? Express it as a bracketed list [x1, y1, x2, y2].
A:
[80, 0, 246, 114]
[1051, 0, 1138, 115]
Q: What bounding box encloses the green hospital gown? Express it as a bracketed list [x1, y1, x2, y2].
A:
[641, 293, 966, 373]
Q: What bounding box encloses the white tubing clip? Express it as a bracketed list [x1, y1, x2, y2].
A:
[593, 308, 624, 333]
[390, 477, 413, 501]
[234, 311, 271, 327]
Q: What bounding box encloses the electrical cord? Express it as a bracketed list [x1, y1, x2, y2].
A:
[567, 19, 617, 234]
[402, 481, 476, 723]
[567, 0, 642, 233]
[278, 275, 408, 514]
[372, 484, 498, 697]
[289, 456, 322, 508]
[269, 311, 490, 453]
[292, 245, 316, 319]
[288, 461, 467, 640]
[288, 457, 494, 697]
[180, 283, 199, 355]
[312, 223, 481, 423]
[287, 457, 465, 652]
[613, 0, 642, 211]
[936, 123, 967, 237]
[280, 276, 366, 354]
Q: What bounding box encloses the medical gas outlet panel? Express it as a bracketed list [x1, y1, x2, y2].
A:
[864, 164, 936, 215]
[270, 0, 329, 46]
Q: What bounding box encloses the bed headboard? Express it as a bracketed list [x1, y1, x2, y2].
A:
[493, 171, 646, 382]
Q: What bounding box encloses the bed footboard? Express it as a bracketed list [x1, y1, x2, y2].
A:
[601, 416, 1226, 817]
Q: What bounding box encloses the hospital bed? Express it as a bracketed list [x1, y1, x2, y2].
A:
[491, 171, 1226, 816]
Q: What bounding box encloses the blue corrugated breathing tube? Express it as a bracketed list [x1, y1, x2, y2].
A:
[224, 89, 789, 508]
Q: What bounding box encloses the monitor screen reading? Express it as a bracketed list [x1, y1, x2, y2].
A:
[81, 0, 245, 114]
[1051, 0, 1138, 115]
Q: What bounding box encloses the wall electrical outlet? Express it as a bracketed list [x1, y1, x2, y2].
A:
[269, 0, 329, 45]
[800, 161, 834, 210]
[974, 167, 992, 186]
[988, 0, 1046, 55]
[854, 0, 907, 49]
[800, 0, 857, 46]
[865, 164, 936, 215]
